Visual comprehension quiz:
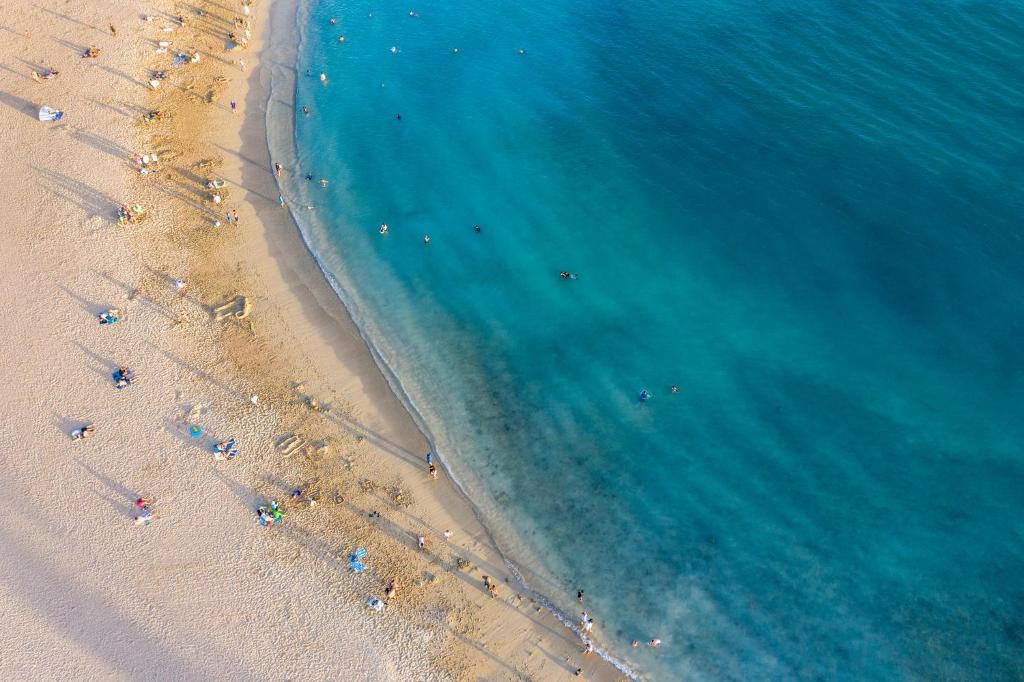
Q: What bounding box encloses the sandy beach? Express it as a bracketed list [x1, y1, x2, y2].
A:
[0, 0, 626, 679]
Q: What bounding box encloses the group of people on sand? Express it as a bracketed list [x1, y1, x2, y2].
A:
[116, 204, 143, 225]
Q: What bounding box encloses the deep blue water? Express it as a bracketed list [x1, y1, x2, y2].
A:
[282, 0, 1024, 678]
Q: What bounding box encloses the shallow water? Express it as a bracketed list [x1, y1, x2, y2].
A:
[282, 0, 1024, 678]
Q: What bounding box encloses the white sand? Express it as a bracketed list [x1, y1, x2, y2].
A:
[0, 0, 627, 679]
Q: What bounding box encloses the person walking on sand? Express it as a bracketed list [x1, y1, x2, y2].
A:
[274, 162, 282, 177]
[230, 100, 237, 114]
[583, 639, 593, 655]
[417, 535, 426, 549]
[428, 463, 437, 479]
[231, 209, 239, 225]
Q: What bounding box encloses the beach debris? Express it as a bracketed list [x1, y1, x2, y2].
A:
[212, 294, 251, 321]
[70, 424, 94, 441]
[386, 480, 412, 507]
[193, 157, 221, 172]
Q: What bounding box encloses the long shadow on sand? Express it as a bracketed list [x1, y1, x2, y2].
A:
[0, 90, 39, 118]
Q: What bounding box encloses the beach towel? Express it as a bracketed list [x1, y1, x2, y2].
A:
[38, 106, 64, 122]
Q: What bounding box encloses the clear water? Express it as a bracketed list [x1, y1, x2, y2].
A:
[281, 0, 1024, 679]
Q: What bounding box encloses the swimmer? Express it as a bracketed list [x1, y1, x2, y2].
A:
[319, 178, 328, 187]
[329, 17, 336, 25]
[473, 224, 481, 233]
[518, 48, 526, 55]
[390, 46, 398, 54]
[305, 173, 313, 181]
[379, 223, 388, 234]
[639, 389, 652, 402]
[560, 271, 579, 280]
[320, 72, 327, 82]
[452, 47, 459, 53]
[338, 35, 345, 43]
[395, 113, 401, 120]
[423, 235, 430, 245]
[408, 10, 419, 17]
[649, 638, 661, 648]
[671, 385, 679, 393]
[302, 105, 309, 116]
[632, 640, 640, 648]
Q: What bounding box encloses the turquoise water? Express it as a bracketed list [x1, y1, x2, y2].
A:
[283, 0, 1024, 678]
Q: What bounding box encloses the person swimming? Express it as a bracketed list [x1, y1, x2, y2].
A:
[473, 224, 481, 233]
[379, 223, 388, 234]
[639, 389, 652, 402]
[329, 17, 336, 25]
[560, 271, 579, 280]
[302, 105, 309, 116]
[395, 113, 401, 120]
[319, 72, 327, 82]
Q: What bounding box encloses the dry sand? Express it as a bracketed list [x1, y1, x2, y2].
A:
[0, 0, 627, 680]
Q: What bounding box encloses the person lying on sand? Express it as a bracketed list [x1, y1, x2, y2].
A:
[113, 367, 135, 389]
[31, 68, 59, 82]
[83, 47, 100, 58]
[98, 309, 120, 325]
[384, 579, 398, 600]
[71, 424, 94, 441]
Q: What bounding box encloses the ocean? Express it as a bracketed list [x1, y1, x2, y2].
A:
[275, 0, 1024, 678]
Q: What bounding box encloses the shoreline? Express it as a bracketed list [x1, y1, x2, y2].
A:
[247, 1, 637, 678]
[0, 0, 629, 679]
